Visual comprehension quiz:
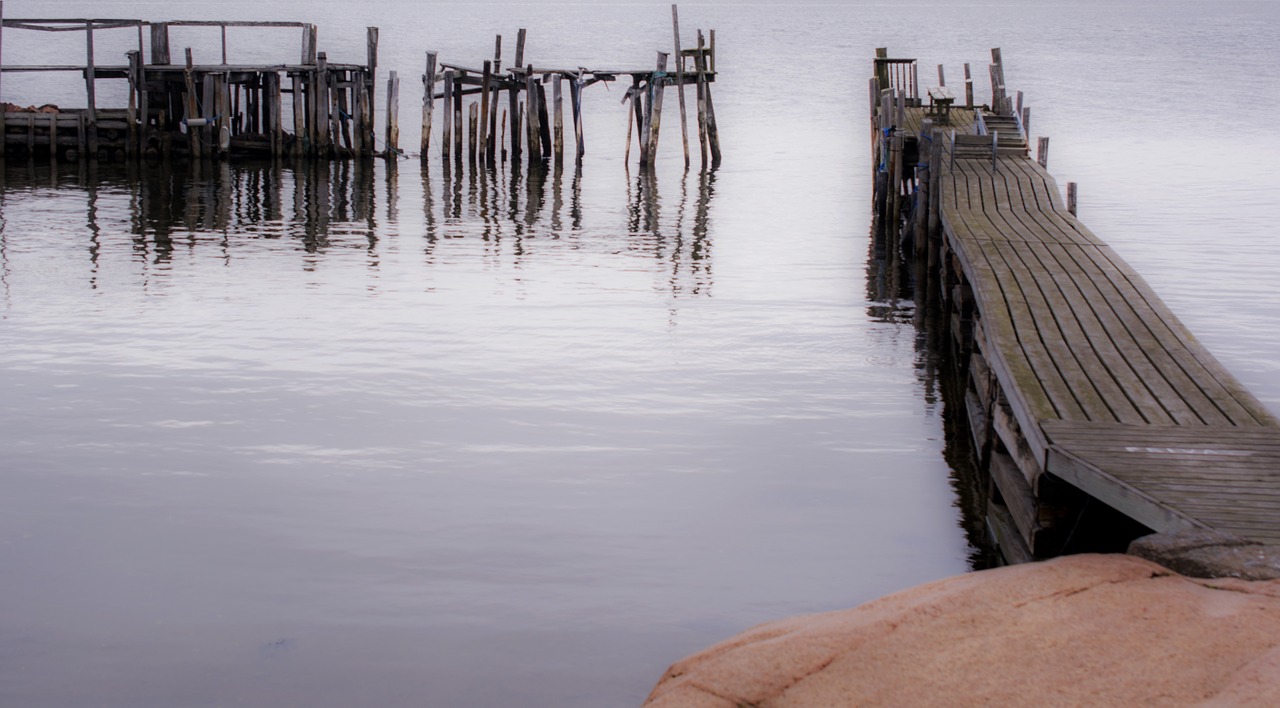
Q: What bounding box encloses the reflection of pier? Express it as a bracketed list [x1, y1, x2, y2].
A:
[422, 161, 716, 297]
[0, 155, 717, 296]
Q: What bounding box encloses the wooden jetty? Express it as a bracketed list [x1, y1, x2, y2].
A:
[0, 9, 381, 162]
[871, 49, 1280, 563]
[417, 6, 721, 171]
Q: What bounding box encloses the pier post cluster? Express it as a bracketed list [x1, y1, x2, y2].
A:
[0, 4, 720, 169]
[417, 6, 719, 172]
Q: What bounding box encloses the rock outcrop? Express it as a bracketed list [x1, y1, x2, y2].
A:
[644, 554, 1280, 706]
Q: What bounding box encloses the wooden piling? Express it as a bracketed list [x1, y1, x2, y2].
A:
[441, 69, 454, 161]
[85, 21, 99, 158]
[552, 74, 564, 165]
[479, 60, 492, 163]
[386, 70, 400, 158]
[452, 70, 463, 162]
[672, 4, 690, 168]
[937, 64, 946, 87]
[509, 29, 526, 163]
[292, 72, 305, 157]
[422, 52, 437, 157]
[1067, 182, 1077, 216]
[537, 80, 551, 159]
[316, 52, 330, 155]
[1037, 136, 1049, 168]
[526, 66, 544, 164]
[366, 27, 379, 136]
[468, 102, 478, 164]
[644, 52, 669, 168]
[184, 49, 201, 157]
[698, 30, 720, 167]
[571, 73, 584, 163]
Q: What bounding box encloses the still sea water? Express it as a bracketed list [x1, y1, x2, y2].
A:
[1, 1, 1277, 706]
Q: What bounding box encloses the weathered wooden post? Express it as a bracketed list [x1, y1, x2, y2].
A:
[1037, 136, 1049, 168]
[184, 48, 201, 158]
[468, 102, 478, 164]
[510, 29, 526, 163]
[302, 24, 317, 65]
[366, 27, 379, 146]
[452, 69, 463, 162]
[643, 52, 668, 168]
[479, 60, 492, 163]
[315, 52, 330, 156]
[1022, 106, 1031, 137]
[525, 66, 541, 165]
[1067, 182, 1078, 216]
[937, 64, 946, 87]
[928, 126, 943, 251]
[916, 118, 933, 260]
[672, 4, 690, 169]
[150, 22, 170, 64]
[421, 52, 436, 158]
[385, 70, 399, 158]
[441, 69, 453, 161]
[85, 21, 99, 158]
[552, 73, 564, 165]
[571, 72, 584, 164]
[126, 50, 140, 158]
[291, 71, 305, 157]
[537, 79, 551, 159]
[698, 30, 720, 167]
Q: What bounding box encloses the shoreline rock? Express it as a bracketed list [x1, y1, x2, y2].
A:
[644, 554, 1280, 706]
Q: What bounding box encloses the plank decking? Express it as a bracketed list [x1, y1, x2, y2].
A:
[929, 106, 1280, 550]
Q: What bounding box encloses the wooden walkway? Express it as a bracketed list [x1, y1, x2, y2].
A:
[872, 51, 1280, 560]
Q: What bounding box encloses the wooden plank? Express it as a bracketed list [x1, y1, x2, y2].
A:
[1046, 447, 1205, 533]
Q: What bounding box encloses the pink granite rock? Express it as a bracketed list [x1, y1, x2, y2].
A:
[645, 554, 1280, 706]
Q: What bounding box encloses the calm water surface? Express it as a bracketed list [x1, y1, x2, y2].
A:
[1, 1, 1277, 706]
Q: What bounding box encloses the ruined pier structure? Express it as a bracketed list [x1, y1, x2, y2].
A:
[0, 13, 381, 161]
[414, 7, 720, 171]
[0, 4, 721, 169]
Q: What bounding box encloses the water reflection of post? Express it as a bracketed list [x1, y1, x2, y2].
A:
[421, 161, 438, 261]
[86, 167, 102, 288]
[687, 168, 715, 294]
[569, 161, 583, 231]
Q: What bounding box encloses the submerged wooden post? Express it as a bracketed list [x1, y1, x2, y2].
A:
[452, 70, 463, 162]
[468, 102, 478, 164]
[184, 48, 201, 157]
[479, 60, 492, 163]
[291, 72, 305, 157]
[552, 73, 564, 165]
[510, 28, 526, 163]
[317, 52, 332, 155]
[422, 51, 437, 157]
[526, 66, 543, 164]
[928, 126, 943, 243]
[488, 38, 501, 161]
[672, 4, 690, 169]
[643, 52, 669, 168]
[441, 69, 453, 161]
[694, 32, 709, 167]
[385, 70, 399, 158]
[536, 80, 551, 159]
[626, 76, 640, 166]
[85, 20, 99, 158]
[1067, 182, 1078, 216]
[126, 50, 140, 158]
[366, 27, 379, 140]
[698, 30, 720, 167]
[1037, 136, 1049, 168]
[571, 73, 584, 163]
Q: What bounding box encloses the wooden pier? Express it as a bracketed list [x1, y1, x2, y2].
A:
[0, 5, 720, 170]
[0, 12, 381, 162]
[417, 7, 720, 171]
[871, 49, 1280, 563]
